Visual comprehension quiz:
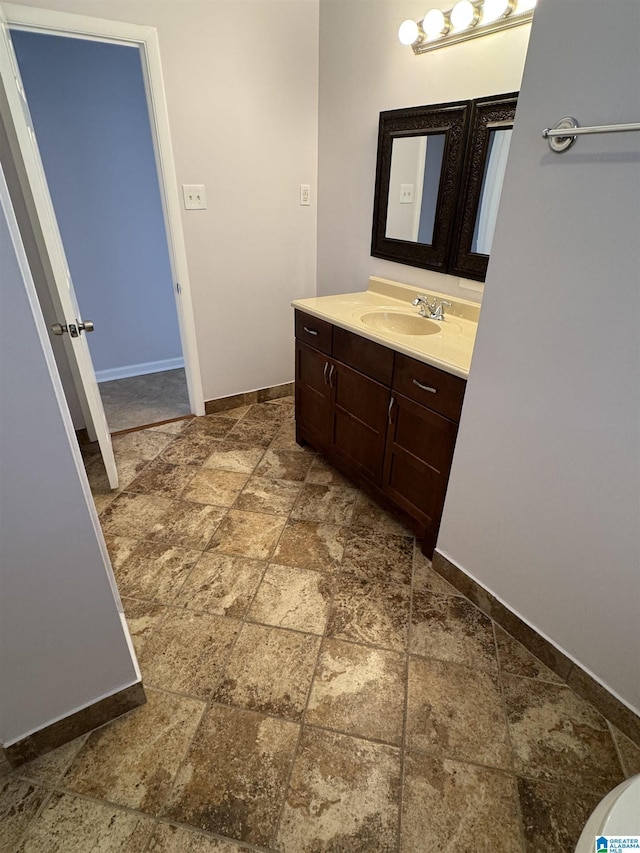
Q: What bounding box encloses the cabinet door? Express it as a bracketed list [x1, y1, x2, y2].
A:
[295, 340, 332, 449]
[383, 392, 458, 549]
[330, 360, 390, 485]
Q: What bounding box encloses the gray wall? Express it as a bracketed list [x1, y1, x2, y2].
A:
[12, 30, 182, 380]
[439, 0, 640, 714]
[0, 161, 138, 745]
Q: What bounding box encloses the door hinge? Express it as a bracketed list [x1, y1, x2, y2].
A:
[176, 282, 182, 294]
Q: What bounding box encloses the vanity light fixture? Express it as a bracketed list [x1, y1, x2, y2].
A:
[398, 0, 533, 54]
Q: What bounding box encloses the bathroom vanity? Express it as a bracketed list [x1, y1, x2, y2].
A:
[292, 277, 478, 557]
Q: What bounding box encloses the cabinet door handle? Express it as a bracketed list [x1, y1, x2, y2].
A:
[388, 396, 395, 424]
[323, 361, 330, 385]
[328, 364, 336, 388]
[303, 326, 318, 336]
[413, 379, 437, 394]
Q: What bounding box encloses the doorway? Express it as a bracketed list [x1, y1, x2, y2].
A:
[10, 29, 190, 433]
[4, 3, 204, 440]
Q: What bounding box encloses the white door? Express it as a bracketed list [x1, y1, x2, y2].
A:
[0, 8, 118, 488]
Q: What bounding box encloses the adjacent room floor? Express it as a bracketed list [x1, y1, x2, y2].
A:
[2, 396, 639, 852]
[98, 368, 190, 433]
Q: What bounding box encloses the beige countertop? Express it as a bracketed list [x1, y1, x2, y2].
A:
[292, 276, 479, 379]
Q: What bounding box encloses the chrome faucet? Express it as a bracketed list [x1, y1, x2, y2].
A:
[411, 294, 452, 321]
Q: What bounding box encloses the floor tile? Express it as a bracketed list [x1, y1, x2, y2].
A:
[208, 510, 286, 560]
[305, 456, 352, 485]
[273, 519, 347, 572]
[182, 415, 237, 440]
[495, 625, 564, 683]
[103, 534, 139, 572]
[291, 483, 358, 525]
[111, 430, 173, 460]
[248, 564, 332, 634]
[126, 460, 197, 499]
[148, 822, 245, 852]
[271, 420, 314, 452]
[406, 656, 512, 770]
[234, 477, 301, 516]
[146, 419, 192, 435]
[341, 532, 413, 587]
[114, 541, 200, 603]
[255, 448, 313, 481]
[161, 433, 222, 467]
[517, 777, 601, 852]
[85, 456, 144, 499]
[227, 420, 280, 447]
[99, 492, 172, 538]
[306, 638, 405, 745]
[402, 753, 524, 853]
[15, 790, 153, 853]
[610, 724, 640, 777]
[410, 591, 498, 673]
[163, 704, 299, 846]
[137, 609, 239, 699]
[17, 735, 89, 787]
[350, 493, 413, 537]
[180, 469, 249, 507]
[0, 778, 48, 853]
[213, 623, 321, 720]
[63, 688, 204, 815]
[502, 675, 624, 794]
[328, 577, 410, 652]
[174, 552, 265, 618]
[202, 441, 265, 474]
[149, 500, 226, 550]
[412, 545, 461, 596]
[121, 597, 169, 656]
[276, 727, 401, 853]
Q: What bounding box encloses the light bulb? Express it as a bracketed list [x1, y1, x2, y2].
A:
[481, 0, 513, 23]
[423, 8, 448, 37]
[398, 19, 420, 45]
[450, 0, 478, 30]
[516, 0, 537, 10]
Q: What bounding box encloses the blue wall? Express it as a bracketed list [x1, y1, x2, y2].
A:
[12, 31, 182, 378]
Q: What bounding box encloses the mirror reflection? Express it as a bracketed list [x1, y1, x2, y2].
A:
[384, 133, 446, 244]
[471, 127, 513, 255]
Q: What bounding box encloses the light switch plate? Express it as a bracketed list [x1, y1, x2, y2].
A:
[182, 184, 207, 210]
[400, 183, 414, 204]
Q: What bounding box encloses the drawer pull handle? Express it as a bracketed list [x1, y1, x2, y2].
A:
[413, 379, 437, 394]
[388, 396, 395, 424]
[303, 326, 318, 336]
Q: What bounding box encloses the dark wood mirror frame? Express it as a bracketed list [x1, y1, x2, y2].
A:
[370, 92, 518, 282]
[371, 101, 470, 273]
[450, 93, 518, 281]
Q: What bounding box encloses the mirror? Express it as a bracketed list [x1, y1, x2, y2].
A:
[450, 94, 517, 281]
[384, 133, 446, 244]
[371, 93, 517, 281]
[371, 102, 470, 273]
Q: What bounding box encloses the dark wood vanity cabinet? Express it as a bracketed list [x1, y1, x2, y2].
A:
[294, 310, 466, 556]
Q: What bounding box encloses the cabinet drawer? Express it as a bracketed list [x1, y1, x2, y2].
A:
[333, 326, 394, 386]
[295, 310, 332, 355]
[393, 353, 466, 422]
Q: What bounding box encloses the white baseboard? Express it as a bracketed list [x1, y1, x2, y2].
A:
[96, 357, 184, 383]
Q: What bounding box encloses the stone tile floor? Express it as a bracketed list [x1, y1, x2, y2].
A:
[2, 397, 639, 852]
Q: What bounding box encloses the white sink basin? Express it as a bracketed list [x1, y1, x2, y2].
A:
[360, 311, 442, 336]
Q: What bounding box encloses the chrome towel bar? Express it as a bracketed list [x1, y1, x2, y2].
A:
[542, 116, 640, 152]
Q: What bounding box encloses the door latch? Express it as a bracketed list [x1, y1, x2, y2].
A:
[51, 319, 94, 337]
